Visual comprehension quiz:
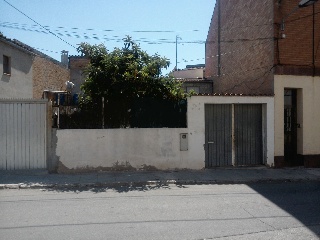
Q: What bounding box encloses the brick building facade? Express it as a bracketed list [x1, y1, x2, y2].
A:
[205, 0, 320, 167]
[274, 0, 320, 76]
[206, 0, 320, 91]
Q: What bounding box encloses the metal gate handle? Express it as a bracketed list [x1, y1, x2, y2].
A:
[208, 142, 214, 144]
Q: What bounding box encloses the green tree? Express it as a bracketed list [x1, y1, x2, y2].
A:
[76, 36, 187, 128]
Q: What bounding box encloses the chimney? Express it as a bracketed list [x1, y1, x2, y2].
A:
[61, 50, 69, 68]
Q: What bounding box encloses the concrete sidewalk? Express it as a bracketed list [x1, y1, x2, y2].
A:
[1, 167, 320, 190]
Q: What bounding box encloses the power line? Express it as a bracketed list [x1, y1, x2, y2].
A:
[207, 11, 320, 33]
[0, 22, 207, 45]
[35, 47, 59, 54]
[1, 21, 275, 47]
[218, 64, 273, 78]
[205, 41, 270, 58]
[178, 39, 273, 64]
[0, 19, 278, 70]
[209, 22, 274, 32]
[1, 26, 270, 65]
[2, 0, 76, 49]
[223, 65, 275, 92]
[0, 20, 201, 34]
[206, 37, 274, 44]
[0, 18, 277, 51]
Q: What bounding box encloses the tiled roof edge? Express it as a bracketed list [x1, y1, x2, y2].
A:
[0, 34, 67, 68]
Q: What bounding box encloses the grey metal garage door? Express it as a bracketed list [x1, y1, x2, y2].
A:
[0, 100, 47, 170]
[234, 104, 262, 166]
[205, 104, 263, 167]
[205, 104, 232, 167]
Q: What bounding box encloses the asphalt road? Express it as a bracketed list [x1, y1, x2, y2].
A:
[0, 182, 319, 240]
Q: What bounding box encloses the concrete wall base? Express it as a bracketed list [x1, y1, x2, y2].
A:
[303, 155, 320, 168]
[274, 156, 285, 168]
[274, 155, 320, 168]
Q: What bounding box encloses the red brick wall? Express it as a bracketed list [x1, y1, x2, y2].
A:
[274, 0, 320, 76]
[205, 2, 218, 81]
[205, 0, 275, 94]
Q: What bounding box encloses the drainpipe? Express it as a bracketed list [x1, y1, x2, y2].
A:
[57, 93, 60, 129]
[312, 4, 315, 76]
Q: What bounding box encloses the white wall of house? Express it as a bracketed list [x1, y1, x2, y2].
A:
[274, 75, 320, 156]
[54, 95, 274, 171]
[0, 41, 34, 98]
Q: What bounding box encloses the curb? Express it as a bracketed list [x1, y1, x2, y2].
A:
[1, 178, 320, 190]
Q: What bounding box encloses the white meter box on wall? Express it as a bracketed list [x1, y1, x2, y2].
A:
[180, 133, 188, 151]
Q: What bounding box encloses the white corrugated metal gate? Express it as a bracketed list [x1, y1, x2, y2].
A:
[0, 100, 47, 170]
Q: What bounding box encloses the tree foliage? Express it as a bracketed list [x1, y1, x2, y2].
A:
[75, 36, 187, 128]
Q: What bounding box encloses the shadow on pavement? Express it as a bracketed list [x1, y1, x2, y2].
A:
[46, 181, 320, 236]
[247, 181, 320, 237]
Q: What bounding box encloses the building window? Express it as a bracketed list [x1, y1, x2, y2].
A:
[3, 55, 11, 75]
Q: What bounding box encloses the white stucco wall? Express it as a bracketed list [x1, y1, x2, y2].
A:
[56, 128, 201, 170]
[54, 95, 274, 170]
[274, 75, 320, 156]
[0, 41, 34, 98]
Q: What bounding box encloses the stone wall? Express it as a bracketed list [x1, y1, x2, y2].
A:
[32, 56, 70, 99]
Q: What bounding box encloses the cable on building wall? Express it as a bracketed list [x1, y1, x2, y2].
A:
[209, 22, 274, 33]
[223, 65, 275, 92]
[285, 11, 320, 24]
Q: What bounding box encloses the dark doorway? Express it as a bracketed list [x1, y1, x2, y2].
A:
[284, 89, 301, 166]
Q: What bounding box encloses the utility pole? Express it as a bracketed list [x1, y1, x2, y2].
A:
[175, 35, 182, 70]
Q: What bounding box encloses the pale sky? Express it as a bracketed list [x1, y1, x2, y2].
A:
[0, 0, 216, 74]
